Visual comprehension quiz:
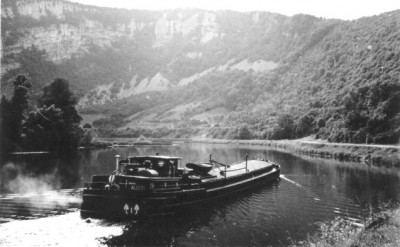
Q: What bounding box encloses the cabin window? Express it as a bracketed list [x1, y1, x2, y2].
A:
[177, 160, 183, 169]
[144, 160, 152, 168]
[128, 158, 141, 165]
[158, 160, 165, 167]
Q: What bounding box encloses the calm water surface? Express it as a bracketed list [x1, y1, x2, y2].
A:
[1, 143, 400, 246]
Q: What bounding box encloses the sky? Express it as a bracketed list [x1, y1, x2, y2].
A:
[68, 0, 400, 20]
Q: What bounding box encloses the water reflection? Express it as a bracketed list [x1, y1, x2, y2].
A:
[1, 151, 81, 194]
[1, 143, 400, 246]
[104, 182, 281, 246]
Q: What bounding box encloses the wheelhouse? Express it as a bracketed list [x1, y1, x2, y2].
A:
[119, 155, 183, 177]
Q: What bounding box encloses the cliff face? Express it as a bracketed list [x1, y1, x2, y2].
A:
[3, 0, 399, 143]
[2, 1, 235, 64]
[2, 0, 322, 102]
[2, 0, 137, 63]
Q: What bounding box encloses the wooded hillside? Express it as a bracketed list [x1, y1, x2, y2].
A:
[1, 0, 399, 143]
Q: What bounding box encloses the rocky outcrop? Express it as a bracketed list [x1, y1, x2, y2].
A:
[2, 1, 133, 62]
[2, 0, 322, 108]
[1, 0, 225, 64]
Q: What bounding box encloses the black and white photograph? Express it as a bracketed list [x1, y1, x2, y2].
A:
[1, 0, 400, 246]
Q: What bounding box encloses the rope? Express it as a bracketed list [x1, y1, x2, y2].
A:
[193, 153, 211, 164]
[229, 154, 248, 166]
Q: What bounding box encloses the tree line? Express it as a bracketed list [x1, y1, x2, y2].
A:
[0, 75, 96, 159]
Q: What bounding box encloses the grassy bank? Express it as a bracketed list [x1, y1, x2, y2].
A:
[92, 137, 400, 167]
[190, 138, 400, 167]
[304, 205, 400, 247]
[86, 137, 174, 149]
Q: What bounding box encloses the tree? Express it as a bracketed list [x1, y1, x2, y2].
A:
[23, 78, 83, 150]
[0, 75, 31, 155]
[270, 114, 295, 140]
[237, 124, 252, 139]
[80, 127, 98, 147]
[0, 96, 14, 156]
[295, 111, 317, 137]
[83, 123, 92, 129]
[39, 78, 82, 125]
[23, 105, 65, 150]
[10, 75, 31, 143]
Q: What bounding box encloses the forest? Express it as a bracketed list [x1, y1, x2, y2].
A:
[182, 12, 400, 144]
[0, 75, 97, 160]
[1, 1, 400, 144]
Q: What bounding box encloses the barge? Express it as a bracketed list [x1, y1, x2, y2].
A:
[81, 154, 280, 219]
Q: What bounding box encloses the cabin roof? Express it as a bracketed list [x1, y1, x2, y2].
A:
[128, 155, 182, 160]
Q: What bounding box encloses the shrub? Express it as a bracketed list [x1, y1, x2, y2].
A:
[237, 125, 252, 139]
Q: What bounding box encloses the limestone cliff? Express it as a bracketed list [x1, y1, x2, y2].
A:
[1, 0, 332, 108]
[3, 0, 400, 144]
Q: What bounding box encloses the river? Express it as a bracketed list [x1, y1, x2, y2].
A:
[1, 142, 400, 246]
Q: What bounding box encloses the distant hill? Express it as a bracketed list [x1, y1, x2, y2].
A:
[1, 0, 399, 143]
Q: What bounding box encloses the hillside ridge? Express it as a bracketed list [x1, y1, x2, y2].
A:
[1, 0, 400, 144]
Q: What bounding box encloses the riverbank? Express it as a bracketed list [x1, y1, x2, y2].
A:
[190, 138, 400, 167]
[304, 204, 400, 246]
[93, 137, 400, 167]
[83, 137, 173, 149]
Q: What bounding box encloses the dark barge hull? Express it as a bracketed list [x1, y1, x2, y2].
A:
[81, 166, 280, 219]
